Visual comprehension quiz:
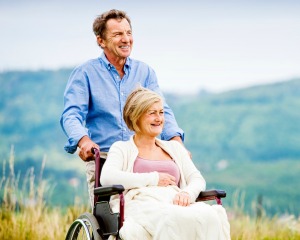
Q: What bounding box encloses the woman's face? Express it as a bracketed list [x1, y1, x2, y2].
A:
[137, 101, 164, 137]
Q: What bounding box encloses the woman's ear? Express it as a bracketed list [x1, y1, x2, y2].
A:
[96, 35, 105, 48]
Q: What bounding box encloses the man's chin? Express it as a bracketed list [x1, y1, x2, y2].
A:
[119, 50, 131, 57]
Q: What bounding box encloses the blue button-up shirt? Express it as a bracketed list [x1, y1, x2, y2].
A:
[60, 53, 184, 154]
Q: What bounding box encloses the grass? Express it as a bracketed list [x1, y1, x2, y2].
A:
[0, 147, 90, 239]
[1, 148, 300, 239]
[230, 215, 300, 240]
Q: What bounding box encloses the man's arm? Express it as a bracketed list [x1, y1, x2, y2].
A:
[170, 136, 183, 143]
[145, 67, 185, 141]
[60, 67, 90, 154]
[170, 136, 192, 158]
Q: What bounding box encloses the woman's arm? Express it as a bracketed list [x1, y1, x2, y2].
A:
[173, 141, 206, 202]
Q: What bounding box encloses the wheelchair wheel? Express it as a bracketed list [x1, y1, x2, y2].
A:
[65, 212, 103, 240]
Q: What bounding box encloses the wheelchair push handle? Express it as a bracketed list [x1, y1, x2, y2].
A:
[92, 147, 101, 189]
[91, 147, 99, 155]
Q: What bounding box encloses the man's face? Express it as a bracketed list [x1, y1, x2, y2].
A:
[98, 18, 133, 61]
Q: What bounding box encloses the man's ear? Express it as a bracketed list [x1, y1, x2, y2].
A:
[96, 35, 105, 48]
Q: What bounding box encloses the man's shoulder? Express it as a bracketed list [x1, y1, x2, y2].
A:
[73, 58, 101, 71]
[128, 57, 152, 70]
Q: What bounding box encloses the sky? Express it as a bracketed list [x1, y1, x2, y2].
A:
[1, 0, 300, 93]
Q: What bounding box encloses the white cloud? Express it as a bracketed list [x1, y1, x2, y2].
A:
[1, 0, 300, 93]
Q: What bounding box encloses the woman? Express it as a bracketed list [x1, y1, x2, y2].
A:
[101, 87, 230, 239]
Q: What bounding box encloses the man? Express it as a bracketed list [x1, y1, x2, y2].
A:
[60, 9, 184, 205]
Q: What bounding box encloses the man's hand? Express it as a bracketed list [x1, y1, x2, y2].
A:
[78, 136, 100, 161]
[173, 191, 191, 207]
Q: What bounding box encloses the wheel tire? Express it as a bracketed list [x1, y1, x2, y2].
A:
[65, 212, 103, 240]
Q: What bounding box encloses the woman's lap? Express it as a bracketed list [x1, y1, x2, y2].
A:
[120, 193, 230, 240]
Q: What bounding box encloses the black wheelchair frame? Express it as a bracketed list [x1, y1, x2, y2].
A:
[65, 148, 226, 240]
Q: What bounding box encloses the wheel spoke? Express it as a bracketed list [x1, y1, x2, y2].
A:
[65, 212, 103, 240]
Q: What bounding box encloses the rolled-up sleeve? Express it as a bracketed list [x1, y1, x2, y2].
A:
[60, 67, 90, 153]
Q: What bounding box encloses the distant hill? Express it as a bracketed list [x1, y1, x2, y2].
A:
[1, 70, 300, 215]
[168, 78, 300, 164]
[0, 69, 88, 206]
[0, 69, 71, 163]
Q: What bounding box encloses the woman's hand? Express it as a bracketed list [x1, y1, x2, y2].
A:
[158, 173, 176, 187]
[173, 191, 191, 207]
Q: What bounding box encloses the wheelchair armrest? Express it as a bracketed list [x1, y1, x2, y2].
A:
[196, 189, 226, 202]
[93, 185, 126, 231]
[94, 184, 125, 197]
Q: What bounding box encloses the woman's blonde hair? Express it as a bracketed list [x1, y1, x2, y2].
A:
[123, 87, 163, 132]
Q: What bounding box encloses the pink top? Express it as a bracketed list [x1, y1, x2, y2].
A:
[133, 156, 181, 186]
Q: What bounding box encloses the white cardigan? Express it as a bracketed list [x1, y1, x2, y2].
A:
[101, 136, 206, 202]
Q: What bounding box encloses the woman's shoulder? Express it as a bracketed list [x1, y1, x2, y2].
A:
[110, 138, 137, 151]
[157, 138, 184, 151]
[158, 138, 181, 145]
[110, 140, 131, 149]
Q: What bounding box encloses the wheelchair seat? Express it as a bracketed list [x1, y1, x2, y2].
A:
[65, 148, 227, 240]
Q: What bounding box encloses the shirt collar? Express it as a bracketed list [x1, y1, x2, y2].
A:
[100, 52, 131, 71]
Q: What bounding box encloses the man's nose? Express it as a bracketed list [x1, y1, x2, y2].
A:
[122, 32, 130, 42]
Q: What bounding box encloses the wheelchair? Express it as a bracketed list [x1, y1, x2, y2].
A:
[65, 148, 227, 240]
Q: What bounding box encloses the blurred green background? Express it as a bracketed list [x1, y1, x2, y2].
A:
[1, 70, 299, 216]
